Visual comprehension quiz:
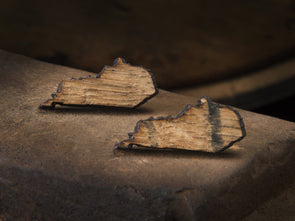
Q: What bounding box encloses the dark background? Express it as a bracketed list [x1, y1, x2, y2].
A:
[1, 0, 294, 121]
[1, 2, 295, 220]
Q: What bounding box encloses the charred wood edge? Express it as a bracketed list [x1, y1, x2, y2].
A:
[114, 96, 246, 152]
[39, 57, 159, 109]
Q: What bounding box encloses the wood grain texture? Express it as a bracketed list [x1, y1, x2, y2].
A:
[40, 57, 158, 108]
[116, 97, 246, 152]
[2, 50, 295, 221]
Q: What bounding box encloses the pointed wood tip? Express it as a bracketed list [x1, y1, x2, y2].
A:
[114, 57, 126, 65]
[198, 96, 211, 105]
[40, 99, 55, 109]
[200, 97, 208, 104]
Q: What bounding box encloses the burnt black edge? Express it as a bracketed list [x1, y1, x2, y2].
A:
[96, 57, 158, 108]
[217, 105, 246, 152]
[40, 57, 159, 109]
[114, 96, 246, 152]
[50, 80, 63, 100]
[39, 81, 64, 109]
[133, 65, 159, 108]
[38, 101, 56, 110]
[208, 100, 223, 152]
[111, 57, 159, 108]
[95, 57, 127, 78]
[56, 81, 63, 93]
[40, 103, 147, 110]
[114, 119, 144, 149]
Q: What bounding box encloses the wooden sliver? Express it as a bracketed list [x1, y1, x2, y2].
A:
[116, 97, 246, 152]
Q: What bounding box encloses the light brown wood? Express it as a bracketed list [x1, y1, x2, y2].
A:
[3, 50, 295, 220]
[116, 97, 246, 152]
[40, 57, 158, 108]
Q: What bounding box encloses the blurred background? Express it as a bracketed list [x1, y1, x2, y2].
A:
[1, 1, 295, 220]
[1, 0, 295, 121]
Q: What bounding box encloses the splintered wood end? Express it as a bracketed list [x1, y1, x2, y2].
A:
[39, 99, 55, 109]
[114, 57, 126, 65]
[116, 97, 246, 153]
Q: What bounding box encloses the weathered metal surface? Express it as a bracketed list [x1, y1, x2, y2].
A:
[1, 50, 295, 220]
[117, 96, 245, 152]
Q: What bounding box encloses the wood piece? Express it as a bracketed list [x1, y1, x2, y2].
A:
[2, 50, 295, 221]
[40, 57, 158, 108]
[116, 96, 246, 152]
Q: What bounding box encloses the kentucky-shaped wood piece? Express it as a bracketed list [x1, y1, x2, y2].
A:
[40, 58, 158, 108]
[115, 97, 246, 152]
